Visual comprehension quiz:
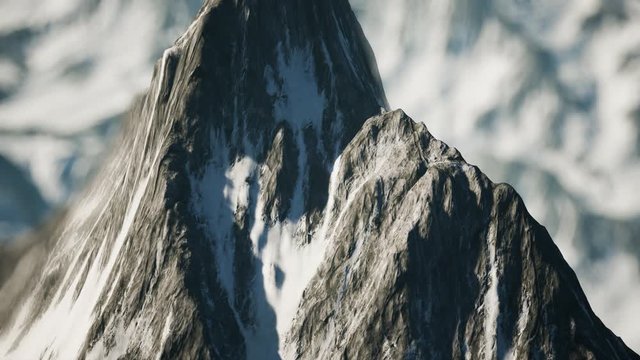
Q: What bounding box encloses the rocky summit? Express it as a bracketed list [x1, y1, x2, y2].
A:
[0, 0, 637, 359]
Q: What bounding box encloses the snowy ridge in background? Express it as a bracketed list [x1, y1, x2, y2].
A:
[0, 0, 202, 237]
[0, 0, 639, 351]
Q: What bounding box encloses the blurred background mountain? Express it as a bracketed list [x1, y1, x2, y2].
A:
[0, 0, 638, 351]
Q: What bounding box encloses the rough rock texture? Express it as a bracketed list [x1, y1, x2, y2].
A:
[0, 0, 637, 359]
[286, 110, 638, 359]
[0, 0, 386, 358]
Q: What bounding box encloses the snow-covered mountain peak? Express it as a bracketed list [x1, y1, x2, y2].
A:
[0, 0, 387, 358]
[0, 0, 638, 359]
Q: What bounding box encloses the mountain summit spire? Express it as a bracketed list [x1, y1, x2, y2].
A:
[0, 0, 637, 359]
[0, 0, 387, 358]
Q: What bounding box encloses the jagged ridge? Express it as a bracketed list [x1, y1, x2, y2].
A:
[286, 110, 638, 359]
[0, 0, 386, 358]
[0, 0, 638, 359]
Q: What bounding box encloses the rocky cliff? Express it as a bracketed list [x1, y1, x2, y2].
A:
[0, 0, 636, 359]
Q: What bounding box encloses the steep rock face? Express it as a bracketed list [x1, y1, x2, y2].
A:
[286, 110, 638, 359]
[0, 0, 386, 358]
[0, 1, 637, 360]
[2, 0, 639, 348]
[348, 1, 640, 347]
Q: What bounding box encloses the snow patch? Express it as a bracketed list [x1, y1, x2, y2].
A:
[191, 143, 257, 306]
[482, 221, 500, 360]
[266, 43, 326, 130]
[0, 171, 152, 359]
[159, 309, 174, 357]
[0, 47, 174, 359]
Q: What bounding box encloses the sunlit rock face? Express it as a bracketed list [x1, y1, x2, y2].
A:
[0, 0, 386, 358]
[287, 109, 637, 360]
[0, 1, 638, 359]
[2, 3, 639, 350]
[350, 0, 640, 349]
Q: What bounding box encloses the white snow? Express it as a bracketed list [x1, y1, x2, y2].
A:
[190, 112, 345, 357]
[0, 46, 174, 359]
[192, 151, 332, 358]
[1, 0, 639, 354]
[0, 170, 152, 359]
[0, 0, 201, 243]
[191, 139, 256, 307]
[350, 0, 640, 349]
[0, 59, 20, 87]
[351, 0, 640, 219]
[504, 292, 531, 360]
[266, 42, 327, 131]
[0, 134, 79, 204]
[0, 0, 197, 134]
[582, 251, 640, 351]
[159, 309, 175, 356]
[85, 320, 132, 360]
[482, 222, 500, 360]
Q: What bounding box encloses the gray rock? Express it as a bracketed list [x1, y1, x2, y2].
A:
[285, 109, 638, 359]
[0, 0, 636, 359]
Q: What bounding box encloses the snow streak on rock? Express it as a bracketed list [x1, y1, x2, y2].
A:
[0, 0, 386, 358]
[286, 110, 638, 359]
[349, 0, 640, 348]
[0, 0, 637, 359]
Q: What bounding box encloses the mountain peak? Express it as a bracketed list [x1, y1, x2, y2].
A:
[287, 109, 638, 359]
[0, 1, 637, 359]
[0, 1, 387, 358]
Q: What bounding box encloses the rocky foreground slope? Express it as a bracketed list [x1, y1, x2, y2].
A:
[286, 110, 637, 359]
[0, 0, 637, 359]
